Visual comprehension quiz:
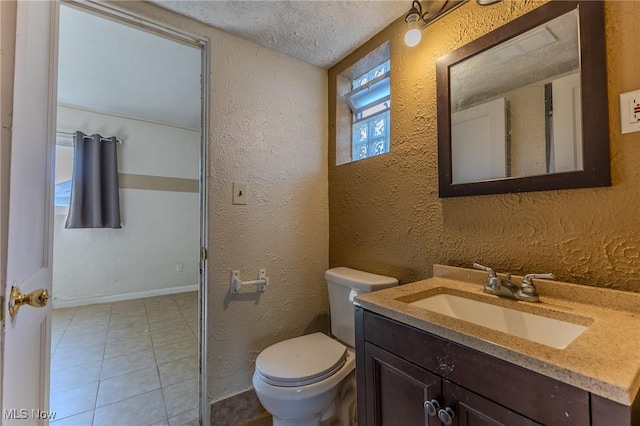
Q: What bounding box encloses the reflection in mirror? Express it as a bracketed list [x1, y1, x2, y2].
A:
[450, 9, 580, 184]
[437, 1, 610, 197]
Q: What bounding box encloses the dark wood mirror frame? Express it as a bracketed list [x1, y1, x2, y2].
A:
[436, 1, 610, 198]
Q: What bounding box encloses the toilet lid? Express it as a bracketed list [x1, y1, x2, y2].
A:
[256, 333, 347, 387]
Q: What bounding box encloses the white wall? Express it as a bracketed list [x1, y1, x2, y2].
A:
[112, 1, 329, 403]
[52, 106, 200, 307]
[57, 105, 200, 178]
[0, 0, 17, 399]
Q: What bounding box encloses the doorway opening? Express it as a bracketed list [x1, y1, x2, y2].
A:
[49, 3, 208, 425]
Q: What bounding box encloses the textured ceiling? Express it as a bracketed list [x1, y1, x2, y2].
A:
[56, 0, 417, 128]
[149, 1, 409, 69]
[451, 8, 579, 110]
[58, 0, 410, 130]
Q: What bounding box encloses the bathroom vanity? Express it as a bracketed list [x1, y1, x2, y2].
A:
[354, 265, 640, 425]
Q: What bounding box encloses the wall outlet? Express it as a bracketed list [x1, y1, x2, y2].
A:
[620, 90, 640, 134]
[175, 263, 183, 272]
[232, 182, 248, 205]
[631, 97, 640, 123]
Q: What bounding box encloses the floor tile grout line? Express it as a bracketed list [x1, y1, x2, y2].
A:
[94, 372, 163, 410]
[51, 307, 76, 355]
[49, 407, 94, 424]
[93, 388, 166, 420]
[92, 301, 113, 416]
[174, 292, 199, 340]
[50, 293, 197, 426]
[97, 299, 162, 424]
[145, 296, 173, 424]
[99, 348, 156, 381]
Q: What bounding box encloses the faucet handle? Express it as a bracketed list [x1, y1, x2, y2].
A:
[473, 263, 501, 291]
[523, 273, 555, 284]
[519, 273, 555, 302]
[473, 263, 496, 277]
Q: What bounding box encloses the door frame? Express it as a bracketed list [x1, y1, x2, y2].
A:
[0, 0, 14, 410]
[54, 1, 211, 424]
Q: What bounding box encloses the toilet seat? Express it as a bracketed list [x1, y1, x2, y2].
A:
[255, 332, 347, 387]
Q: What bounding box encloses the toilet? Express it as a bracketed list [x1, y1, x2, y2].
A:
[252, 267, 398, 426]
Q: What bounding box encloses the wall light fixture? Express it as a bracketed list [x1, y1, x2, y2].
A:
[404, 0, 502, 47]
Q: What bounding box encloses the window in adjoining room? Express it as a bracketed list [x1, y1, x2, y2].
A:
[345, 60, 391, 162]
[54, 134, 74, 209]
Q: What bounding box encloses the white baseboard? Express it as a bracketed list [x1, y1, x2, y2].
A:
[52, 284, 199, 309]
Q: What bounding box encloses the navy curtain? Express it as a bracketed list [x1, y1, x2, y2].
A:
[65, 131, 121, 229]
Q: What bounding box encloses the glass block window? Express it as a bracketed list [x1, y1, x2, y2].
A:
[345, 60, 390, 162]
[352, 61, 389, 90]
[351, 110, 390, 161]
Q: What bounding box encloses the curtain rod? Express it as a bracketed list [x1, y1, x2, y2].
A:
[56, 131, 124, 145]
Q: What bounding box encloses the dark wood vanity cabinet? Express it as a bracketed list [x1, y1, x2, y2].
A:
[364, 342, 441, 425]
[364, 342, 538, 425]
[355, 307, 639, 426]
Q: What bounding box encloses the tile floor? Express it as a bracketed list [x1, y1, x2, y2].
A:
[49, 292, 199, 426]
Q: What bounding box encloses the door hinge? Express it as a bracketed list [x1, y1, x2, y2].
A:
[201, 247, 208, 261]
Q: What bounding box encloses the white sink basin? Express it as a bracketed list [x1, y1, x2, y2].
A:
[408, 293, 588, 349]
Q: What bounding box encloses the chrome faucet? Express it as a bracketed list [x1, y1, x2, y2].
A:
[473, 263, 554, 303]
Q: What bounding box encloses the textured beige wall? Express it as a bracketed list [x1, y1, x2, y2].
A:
[111, 1, 329, 402]
[205, 32, 328, 400]
[329, 1, 640, 292]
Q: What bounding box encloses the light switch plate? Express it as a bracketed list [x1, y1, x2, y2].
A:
[233, 182, 248, 205]
[620, 90, 640, 134]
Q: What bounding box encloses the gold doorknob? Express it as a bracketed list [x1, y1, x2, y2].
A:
[9, 286, 50, 320]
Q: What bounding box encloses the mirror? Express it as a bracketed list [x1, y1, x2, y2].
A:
[436, 1, 610, 197]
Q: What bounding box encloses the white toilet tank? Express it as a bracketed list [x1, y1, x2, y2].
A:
[325, 267, 398, 348]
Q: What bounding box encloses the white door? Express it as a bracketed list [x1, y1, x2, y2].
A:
[552, 72, 583, 173]
[451, 97, 507, 184]
[2, 1, 58, 425]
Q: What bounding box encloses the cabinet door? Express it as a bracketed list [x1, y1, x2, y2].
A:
[442, 380, 542, 426]
[364, 342, 441, 426]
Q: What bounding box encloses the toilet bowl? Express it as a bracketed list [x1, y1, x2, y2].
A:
[252, 333, 355, 426]
[253, 268, 398, 426]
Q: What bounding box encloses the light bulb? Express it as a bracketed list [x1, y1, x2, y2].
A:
[405, 28, 421, 47]
[404, 14, 421, 47]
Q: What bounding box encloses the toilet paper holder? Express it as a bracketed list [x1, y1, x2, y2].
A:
[230, 269, 269, 293]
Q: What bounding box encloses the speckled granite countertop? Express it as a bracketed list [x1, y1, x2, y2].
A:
[354, 264, 640, 405]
